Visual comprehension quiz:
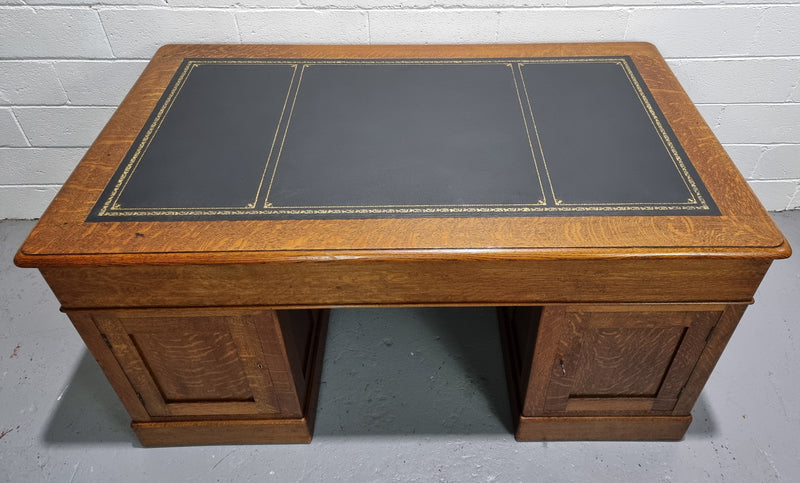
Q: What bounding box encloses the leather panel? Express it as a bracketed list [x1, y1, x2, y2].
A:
[88, 57, 718, 221]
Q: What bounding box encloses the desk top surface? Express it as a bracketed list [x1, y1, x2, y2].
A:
[16, 43, 789, 267]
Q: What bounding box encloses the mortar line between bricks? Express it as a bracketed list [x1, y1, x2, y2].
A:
[694, 102, 800, 108]
[3, 3, 799, 10]
[93, 7, 117, 59]
[747, 178, 800, 183]
[8, 109, 32, 148]
[750, 146, 769, 178]
[11, 106, 118, 109]
[0, 184, 64, 188]
[788, 184, 800, 210]
[664, 56, 800, 61]
[0, 146, 89, 148]
[0, 57, 145, 62]
[367, 10, 372, 44]
[788, 77, 800, 102]
[49, 62, 71, 106]
[232, 13, 243, 43]
[747, 5, 770, 56]
[694, 102, 800, 107]
[722, 143, 800, 147]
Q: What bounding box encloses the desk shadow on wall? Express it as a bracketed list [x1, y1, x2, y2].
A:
[313, 307, 514, 437]
[41, 351, 136, 445]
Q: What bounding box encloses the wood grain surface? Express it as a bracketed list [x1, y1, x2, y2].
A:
[514, 415, 692, 441]
[131, 418, 314, 446]
[67, 308, 327, 421]
[500, 303, 746, 440]
[14, 43, 789, 268]
[39, 257, 772, 309]
[507, 304, 742, 417]
[131, 309, 329, 446]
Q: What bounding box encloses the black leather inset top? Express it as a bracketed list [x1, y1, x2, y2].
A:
[88, 57, 718, 221]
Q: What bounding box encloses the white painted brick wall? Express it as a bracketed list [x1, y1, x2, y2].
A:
[370, 10, 499, 43]
[13, 107, 115, 147]
[496, 8, 630, 42]
[99, 9, 240, 58]
[0, 148, 84, 185]
[0, 61, 66, 105]
[0, 1, 798, 218]
[699, 104, 800, 144]
[667, 59, 800, 103]
[753, 145, 800, 179]
[54, 61, 148, 105]
[625, 7, 764, 57]
[237, 10, 370, 43]
[0, 8, 113, 58]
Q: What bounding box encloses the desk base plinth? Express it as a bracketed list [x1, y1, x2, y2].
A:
[514, 415, 692, 441]
[132, 417, 316, 447]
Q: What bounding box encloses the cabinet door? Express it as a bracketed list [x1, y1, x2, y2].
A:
[89, 309, 311, 419]
[527, 306, 723, 415]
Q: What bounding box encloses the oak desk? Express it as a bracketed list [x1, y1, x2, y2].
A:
[15, 43, 790, 446]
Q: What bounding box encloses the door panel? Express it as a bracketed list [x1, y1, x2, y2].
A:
[525, 306, 723, 415]
[91, 309, 308, 418]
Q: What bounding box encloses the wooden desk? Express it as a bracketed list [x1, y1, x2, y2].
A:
[15, 43, 790, 446]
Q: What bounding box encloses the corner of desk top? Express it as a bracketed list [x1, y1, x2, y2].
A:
[14, 241, 47, 268]
[14, 248, 37, 268]
[772, 239, 793, 259]
[12, 221, 72, 268]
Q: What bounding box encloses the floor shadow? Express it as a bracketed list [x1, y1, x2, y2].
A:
[313, 307, 513, 437]
[685, 393, 720, 439]
[42, 308, 514, 444]
[39, 307, 715, 443]
[41, 351, 138, 446]
[417, 307, 514, 433]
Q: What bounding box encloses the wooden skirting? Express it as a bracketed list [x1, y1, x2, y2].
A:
[132, 418, 313, 447]
[515, 415, 692, 441]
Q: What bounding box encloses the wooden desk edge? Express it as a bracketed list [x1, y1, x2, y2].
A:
[14, 240, 792, 269]
[152, 41, 665, 62]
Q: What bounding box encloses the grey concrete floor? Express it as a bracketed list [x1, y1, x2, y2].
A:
[0, 213, 798, 482]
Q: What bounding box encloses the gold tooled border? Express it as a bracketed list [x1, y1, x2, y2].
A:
[95, 57, 712, 219]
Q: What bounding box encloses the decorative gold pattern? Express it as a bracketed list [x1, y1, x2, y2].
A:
[93, 57, 713, 219]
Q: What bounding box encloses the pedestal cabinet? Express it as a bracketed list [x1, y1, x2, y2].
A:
[66, 307, 328, 446]
[500, 304, 748, 440]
